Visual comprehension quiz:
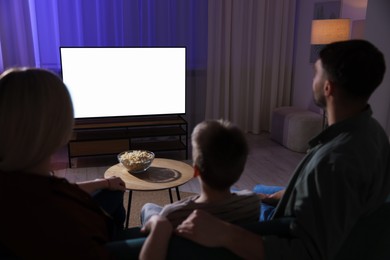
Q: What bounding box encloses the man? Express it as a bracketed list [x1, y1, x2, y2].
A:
[175, 40, 390, 259]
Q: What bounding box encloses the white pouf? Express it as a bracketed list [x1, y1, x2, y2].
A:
[270, 106, 323, 153]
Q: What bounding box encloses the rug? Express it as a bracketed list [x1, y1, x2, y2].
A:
[124, 190, 196, 228]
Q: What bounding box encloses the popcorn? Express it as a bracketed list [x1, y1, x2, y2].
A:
[119, 150, 154, 172]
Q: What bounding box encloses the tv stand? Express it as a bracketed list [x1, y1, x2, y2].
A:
[68, 115, 188, 168]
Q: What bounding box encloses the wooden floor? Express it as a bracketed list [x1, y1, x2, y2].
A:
[51, 133, 305, 194]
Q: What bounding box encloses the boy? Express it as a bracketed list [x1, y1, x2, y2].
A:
[141, 119, 260, 228]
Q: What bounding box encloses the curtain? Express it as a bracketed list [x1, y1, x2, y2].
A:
[0, 0, 36, 70]
[0, 0, 297, 133]
[0, 0, 208, 73]
[0, 0, 208, 131]
[205, 0, 297, 133]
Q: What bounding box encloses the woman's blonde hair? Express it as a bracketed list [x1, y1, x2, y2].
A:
[0, 68, 74, 172]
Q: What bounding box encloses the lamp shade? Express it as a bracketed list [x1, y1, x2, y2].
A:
[311, 19, 351, 44]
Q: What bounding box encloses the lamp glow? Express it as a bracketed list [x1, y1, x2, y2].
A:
[311, 19, 351, 44]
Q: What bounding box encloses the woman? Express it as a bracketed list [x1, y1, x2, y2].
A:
[0, 68, 171, 259]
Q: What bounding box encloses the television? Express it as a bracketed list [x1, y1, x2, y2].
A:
[60, 47, 186, 119]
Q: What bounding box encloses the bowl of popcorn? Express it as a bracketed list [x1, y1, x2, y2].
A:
[118, 150, 155, 173]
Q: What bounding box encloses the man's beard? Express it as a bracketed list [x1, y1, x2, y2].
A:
[313, 89, 326, 108]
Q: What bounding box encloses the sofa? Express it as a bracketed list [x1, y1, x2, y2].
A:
[106, 200, 390, 259]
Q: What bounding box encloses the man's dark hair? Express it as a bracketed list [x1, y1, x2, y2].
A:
[319, 39, 386, 100]
[191, 120, 249, 191]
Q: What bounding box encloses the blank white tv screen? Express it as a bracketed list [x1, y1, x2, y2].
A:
[60, 47, 186, 119]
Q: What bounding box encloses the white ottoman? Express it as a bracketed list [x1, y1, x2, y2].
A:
[270, 106, 323, 153]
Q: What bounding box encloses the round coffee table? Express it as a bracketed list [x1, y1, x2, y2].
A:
[104, 158, 194, 227]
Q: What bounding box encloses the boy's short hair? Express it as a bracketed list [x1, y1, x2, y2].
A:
[319, 39, 386, 100]
[191, 119, 249, 191]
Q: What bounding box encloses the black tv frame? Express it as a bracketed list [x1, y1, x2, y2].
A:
[59, 46, 187, 123]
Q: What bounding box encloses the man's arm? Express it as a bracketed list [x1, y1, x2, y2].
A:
[176, 210, 265, 260]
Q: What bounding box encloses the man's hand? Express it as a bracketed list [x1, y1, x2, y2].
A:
[176, 210, 265, 259]
[257, 189, 285, 206]
[176, 209, 229, 247]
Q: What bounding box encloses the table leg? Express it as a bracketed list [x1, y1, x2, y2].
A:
[168, 188, 173, 203]
[125, 190, 132, 228]
[175, 187, 181, 200]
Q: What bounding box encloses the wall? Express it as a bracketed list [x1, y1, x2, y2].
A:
[292, 0, 367, 113]
[341, 0, 367, 19]
[365, 0, 390, 134]
[292, 0, 347, 114]
[291, 0, 318, 112]
[292, 0, 390, 135]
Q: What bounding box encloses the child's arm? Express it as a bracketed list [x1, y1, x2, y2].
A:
[140, 215, 173, 260]
[258, 189, 285, 206]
